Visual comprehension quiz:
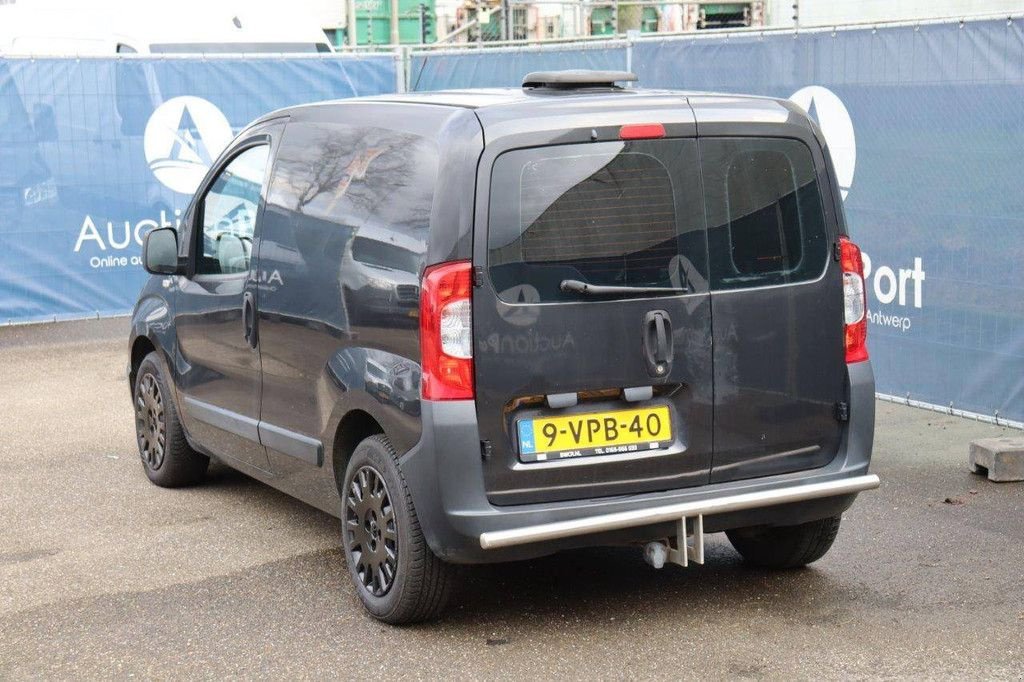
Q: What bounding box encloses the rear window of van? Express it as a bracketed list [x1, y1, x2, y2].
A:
[487, 139, 708, 303]
[487, 136, 830, 301]
[701, 137, 829, 290]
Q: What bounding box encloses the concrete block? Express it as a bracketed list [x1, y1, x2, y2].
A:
[969, 437, 1024, 482]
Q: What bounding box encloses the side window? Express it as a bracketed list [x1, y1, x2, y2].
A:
[195, 145, 270, 276]
[701, 138, 829, 290]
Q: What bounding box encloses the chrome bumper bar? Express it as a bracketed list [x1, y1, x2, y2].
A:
[479, 474, 880, 550]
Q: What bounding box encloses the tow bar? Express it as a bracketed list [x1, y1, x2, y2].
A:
[643, 514, 704, 569]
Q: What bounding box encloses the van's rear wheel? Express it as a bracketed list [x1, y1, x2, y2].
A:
[340, 435, 454, 624]
[133, 352, 209, 487]
[726, 515, 842, 569]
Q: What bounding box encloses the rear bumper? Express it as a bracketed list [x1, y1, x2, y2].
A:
[400, 361, 877, 564]
[480, 474, 878, 550]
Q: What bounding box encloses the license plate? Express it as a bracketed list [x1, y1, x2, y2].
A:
[517, 405, 673, 462]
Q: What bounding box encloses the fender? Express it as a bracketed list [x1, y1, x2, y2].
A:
[319, 345, 425, 479]
[128, 275, 179, 407]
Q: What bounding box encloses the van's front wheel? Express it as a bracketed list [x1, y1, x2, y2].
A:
[726, 515, 842, 569]
[133, 352, 209, 487]
[340, 435, 454, 624]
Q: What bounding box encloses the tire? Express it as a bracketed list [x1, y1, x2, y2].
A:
[133, 352, 209, 488]
[341, 434, 455, 624]
[726, 515, 842, 569]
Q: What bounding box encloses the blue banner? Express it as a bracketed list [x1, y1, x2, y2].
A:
[410, 18, 1024, 423]
[0, 55, 397, 323]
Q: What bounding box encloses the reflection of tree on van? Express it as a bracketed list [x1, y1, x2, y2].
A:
[263, 120, 435, 331]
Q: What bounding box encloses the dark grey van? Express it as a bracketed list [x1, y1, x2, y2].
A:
[129, 71, 878, 624]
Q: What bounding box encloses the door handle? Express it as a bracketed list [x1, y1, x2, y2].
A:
[242, 291, 258, 349]
[643, 310, 673, 378]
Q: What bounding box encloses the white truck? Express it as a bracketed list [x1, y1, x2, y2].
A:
[0, 0, 333, 55]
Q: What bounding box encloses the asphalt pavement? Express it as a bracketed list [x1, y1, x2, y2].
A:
[1, 318, 1022, 679]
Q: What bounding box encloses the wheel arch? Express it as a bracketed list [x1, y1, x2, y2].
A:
[128, 284, 177, 395]
[331, 408, 385, 494]
[129, 334, 157, 390]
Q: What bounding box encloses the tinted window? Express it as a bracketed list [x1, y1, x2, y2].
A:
[196, 145, 269, 275]
[488, 140, 707, 303]
[701, 138, 829, 289]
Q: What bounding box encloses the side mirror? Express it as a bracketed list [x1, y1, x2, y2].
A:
[31, 104, 57, 143]
[142, 227, 181, 275]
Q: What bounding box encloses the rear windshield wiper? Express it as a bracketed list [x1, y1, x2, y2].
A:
[560, 279, 689, 296]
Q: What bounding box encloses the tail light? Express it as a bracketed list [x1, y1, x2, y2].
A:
[420, 260, 474, 400]
[840, 236, 869, 363]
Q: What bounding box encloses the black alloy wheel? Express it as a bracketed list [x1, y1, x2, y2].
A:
[345, 465, 399, 597]
[135, 372, 166, 471]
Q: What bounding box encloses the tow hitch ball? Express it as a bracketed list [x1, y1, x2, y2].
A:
[643, 514, 705, 569]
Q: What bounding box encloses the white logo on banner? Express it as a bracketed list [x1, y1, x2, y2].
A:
[789, 86, 856, 200]
[144, 96, 233, 195]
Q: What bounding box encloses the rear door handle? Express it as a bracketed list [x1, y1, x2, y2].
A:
[643, 310, 673, 378]
[242, 291, 258, 349]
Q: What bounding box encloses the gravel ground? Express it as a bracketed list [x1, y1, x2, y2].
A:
[1, 318, 1022, 680]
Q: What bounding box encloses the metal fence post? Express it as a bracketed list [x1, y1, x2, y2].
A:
[477, 0, 484, 47]
[396, 45, 408, 93]
[390, 0, 401, 46]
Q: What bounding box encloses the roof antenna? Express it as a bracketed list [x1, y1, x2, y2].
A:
[232, 16, 242, 28]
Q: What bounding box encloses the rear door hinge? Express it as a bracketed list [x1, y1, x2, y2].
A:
[833, 241, 842, 262]
[472, 265, 485, 288]
[834, 401, 850, 422]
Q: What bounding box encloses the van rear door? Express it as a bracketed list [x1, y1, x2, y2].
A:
[700, 135, 846, 483]
[471, 111, 713, 506]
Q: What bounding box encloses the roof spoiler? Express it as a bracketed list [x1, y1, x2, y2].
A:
[522, 70, 638, 90]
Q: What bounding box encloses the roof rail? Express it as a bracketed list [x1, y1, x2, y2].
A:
[522, 69, 638, 90]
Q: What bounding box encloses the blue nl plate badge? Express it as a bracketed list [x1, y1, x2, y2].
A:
[517, 419, 536, 455]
